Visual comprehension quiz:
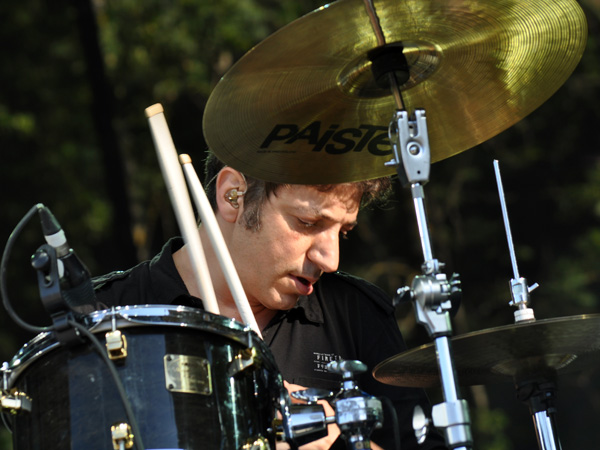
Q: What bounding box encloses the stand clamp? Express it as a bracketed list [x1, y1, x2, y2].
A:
[328, 360, 383, 450]
[289, 360, 383, 450]
[278, 376, 330, 449]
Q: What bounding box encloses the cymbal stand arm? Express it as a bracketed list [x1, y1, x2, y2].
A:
[386, 110, 472, 449]
[495, 162, 561, 449]
[493, 160, 537, 323]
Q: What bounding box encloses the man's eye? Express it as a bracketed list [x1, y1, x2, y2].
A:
[298, 218, 316, 228]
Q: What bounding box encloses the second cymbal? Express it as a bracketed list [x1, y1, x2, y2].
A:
[203, 0, 587, 184]
[373, 314, 600, 388]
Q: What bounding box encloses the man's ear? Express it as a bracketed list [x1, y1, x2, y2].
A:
[215, 167, 246, 223]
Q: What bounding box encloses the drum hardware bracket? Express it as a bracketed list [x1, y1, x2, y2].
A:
[289, 376, 384, 450]
[509, 277, 538, 323]
[280, 403, 330, 448]
[327, 360, 383, 450]
[515, 377, 562, 450]
[1, 363, 32, 415]
[387, 109, 473, 449]
[111, 422, 134, 450]
[277, 376, 330, 449]
[227, 347, 257, 377]
[290, 387, 335, 404]
[105, 330, 128, 361]
[385, 109, 430, 188]
[413, 405, 431, 444]
[0, 389, 32, 415]
[106, 309, 128, 361]
[395, 271, 462, 338]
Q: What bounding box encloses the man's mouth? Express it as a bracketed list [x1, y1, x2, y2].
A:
[298, 276, 310, 286]
[293, 275, 315, 296]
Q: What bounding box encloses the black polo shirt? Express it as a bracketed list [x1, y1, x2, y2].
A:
[93, 238, 446, 450]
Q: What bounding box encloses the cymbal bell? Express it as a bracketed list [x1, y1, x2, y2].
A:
[203, 0, 587, 184]
[373, 314, 600, 388]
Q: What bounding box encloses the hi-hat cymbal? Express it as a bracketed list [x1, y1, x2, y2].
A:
[203, 0, 587, 184]
[373, 314, 600, 388]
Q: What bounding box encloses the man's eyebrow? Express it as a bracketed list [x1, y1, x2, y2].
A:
[310, 207, 358, 227]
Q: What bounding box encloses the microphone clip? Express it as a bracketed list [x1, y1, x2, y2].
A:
[31, 244, 83, 346]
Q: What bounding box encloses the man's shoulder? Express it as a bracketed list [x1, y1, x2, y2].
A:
[92, 238, 184, 307]
[319, 271, 395, 315]
[92, 262, 150, 308]
[93, 268, 134, 290]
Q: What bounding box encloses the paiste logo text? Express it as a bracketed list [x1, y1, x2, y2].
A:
[259, 121, 393, 155]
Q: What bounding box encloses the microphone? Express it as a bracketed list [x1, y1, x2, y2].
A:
[38, 206, 97, 314]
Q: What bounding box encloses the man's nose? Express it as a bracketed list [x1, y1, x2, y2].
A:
[307, 230, 340, 273]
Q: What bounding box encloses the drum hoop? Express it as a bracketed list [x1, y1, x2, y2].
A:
[6, 304, 272, 388]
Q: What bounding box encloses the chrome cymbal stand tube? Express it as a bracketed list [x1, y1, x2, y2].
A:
[493, 160, 561, 450]
[385, 110, 472, 450]
[361, 1, 471, 447]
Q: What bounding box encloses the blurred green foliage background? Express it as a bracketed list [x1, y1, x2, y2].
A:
[1, 0, 599, 449]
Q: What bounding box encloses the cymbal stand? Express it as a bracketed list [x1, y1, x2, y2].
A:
[515, 377, 561, 450]
[493, 160, 561, 450]
[386, 109, 472, 450]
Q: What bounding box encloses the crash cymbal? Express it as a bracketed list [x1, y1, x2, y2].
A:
[203, 0, 587, 184]
[373, 314, 600, 388]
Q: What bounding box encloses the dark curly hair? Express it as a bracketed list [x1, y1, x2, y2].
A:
[204, 150, 393, 231]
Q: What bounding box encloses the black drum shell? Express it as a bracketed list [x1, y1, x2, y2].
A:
[6, 306, 281, 450]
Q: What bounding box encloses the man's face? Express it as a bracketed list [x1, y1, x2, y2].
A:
[228, 183, 361, 312]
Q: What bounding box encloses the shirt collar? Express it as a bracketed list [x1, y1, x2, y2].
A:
[296, 293, 325, 324]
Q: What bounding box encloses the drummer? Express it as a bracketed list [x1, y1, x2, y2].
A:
[93, 150, 447, 450]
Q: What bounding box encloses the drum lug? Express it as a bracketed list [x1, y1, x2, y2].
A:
[105, 330, 128, 361]
[228, 347, 257, 377]
[111, 422, 134, 450]
[1, 389, 32, 415]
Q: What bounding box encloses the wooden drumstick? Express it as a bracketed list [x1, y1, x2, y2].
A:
[145, 103, 220, 315]
[179, 153, 261, 337]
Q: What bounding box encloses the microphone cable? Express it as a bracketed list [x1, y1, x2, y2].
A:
[1, 204, 145, 449]
[1, 203, 49, 334]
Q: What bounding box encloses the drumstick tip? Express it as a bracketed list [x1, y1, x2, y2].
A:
[179, 154, 192, 165]
[145, 103, 164, 118]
